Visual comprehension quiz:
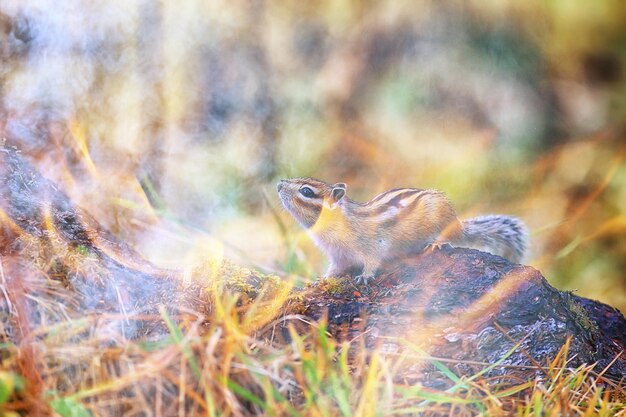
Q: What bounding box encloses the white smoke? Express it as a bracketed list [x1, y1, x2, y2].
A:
[1, 0, 137, 116]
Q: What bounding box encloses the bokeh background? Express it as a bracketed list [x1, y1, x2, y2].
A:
[1, 1, 625, 311]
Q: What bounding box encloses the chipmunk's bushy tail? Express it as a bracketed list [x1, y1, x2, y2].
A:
[460, 215, 528, 263]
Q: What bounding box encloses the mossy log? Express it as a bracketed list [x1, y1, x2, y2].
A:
[2, 146, 625, 386]
[299, 247, 626, 385]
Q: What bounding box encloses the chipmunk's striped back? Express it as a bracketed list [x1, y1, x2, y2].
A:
[353, 188, 438, 221]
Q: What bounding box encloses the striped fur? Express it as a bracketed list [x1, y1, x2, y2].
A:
[277, 178, 528, 284]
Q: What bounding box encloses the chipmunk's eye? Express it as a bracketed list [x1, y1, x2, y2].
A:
[299, 186, 315, 198]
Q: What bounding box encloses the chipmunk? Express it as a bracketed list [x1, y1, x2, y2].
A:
[277, 177, 528, 285]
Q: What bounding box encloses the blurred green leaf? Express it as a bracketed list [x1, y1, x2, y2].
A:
[0, 371, 23, 405]
[137, 335, 175, 351]
[50, 397, 91, 417]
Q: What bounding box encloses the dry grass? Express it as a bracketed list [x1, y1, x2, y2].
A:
[1, 249, 625, 417]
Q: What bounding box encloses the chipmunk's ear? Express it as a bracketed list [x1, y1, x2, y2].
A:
[331, 183, 346, 202]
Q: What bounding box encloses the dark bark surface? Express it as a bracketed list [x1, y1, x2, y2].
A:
[2, 145, 625, 385]
[301, 247, 626, 384]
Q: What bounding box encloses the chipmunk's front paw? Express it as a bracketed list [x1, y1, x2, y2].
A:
[354, 274, 374, 285]
[425, 241, 451, 253]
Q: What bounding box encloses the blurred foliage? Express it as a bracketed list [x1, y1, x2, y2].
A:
[0, 0, 625, 314]
[0, 370, 23, 408]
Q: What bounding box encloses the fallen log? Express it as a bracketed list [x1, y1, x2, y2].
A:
[299, 247, 626, 385]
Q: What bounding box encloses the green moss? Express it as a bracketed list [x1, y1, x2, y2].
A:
[565, 295, 599, 336]
[192, 259, 287, 300]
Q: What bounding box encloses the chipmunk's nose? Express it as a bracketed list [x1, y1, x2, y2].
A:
[276, 180, 286, 192]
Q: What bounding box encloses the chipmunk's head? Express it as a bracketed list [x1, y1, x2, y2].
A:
[277, 178, 347, 228]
